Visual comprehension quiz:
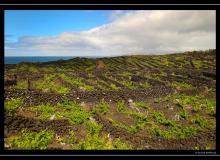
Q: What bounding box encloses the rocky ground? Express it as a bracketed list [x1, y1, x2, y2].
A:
[4, 49, 216, 150]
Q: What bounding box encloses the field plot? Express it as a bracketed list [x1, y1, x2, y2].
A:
[4, 50, 216, 150]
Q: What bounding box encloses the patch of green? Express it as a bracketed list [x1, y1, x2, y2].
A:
[140, 81, 151, 88]
[191, 115, 214, 128]
[15, 80, 27, 89]
[170, 82, 193, 89]
[110, 119, 138, 134]
[97, 99, 109, 114]
[159, 71, 167, 77]
[118, 72, 132, 77]
[120, 80, 137, 90]
[7, 129, 54, 149]
[127, 111, 148, 124]
[28, 66, 38, 73]
[60, 73, 95, 91]
[28, 101, 92, 124]
[41, 66, 55, 72]
[4, 98, 23, 112]
[147, 123, 199, 139]
[85, 121, 102, 136]
[192, 60, 203, 69]
[151, 111, 176, 127]
[116, 100, 126, 112]
[179, 109, 189, 120]
[174, 94, 216, 115]
[28, 104, 58, 120]
[204, 98, 216, 117]
[134, 101, 149, 110]
[110, 84, 119, 90]
[60, 101, 92, 124]
[174, 94, 200, 109]
[33, 74, 70, 93]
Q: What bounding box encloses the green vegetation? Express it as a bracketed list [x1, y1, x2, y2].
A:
[76, 118, 131, 149]
[170, 82, 193, 90]
[15, 80, 27, 89]
[192, 60, 203, 69]
[4, 98, 23, 112]
[60, 73, 95, 91]
[97, 99, 109, 114]
[28, 101, 92, 124]
[179, 109, 189, 120]
[134, 101, 149, 110]
[85, 121, 102, 136]
[58, 101, 92, 124]
[148, 124, 199, 139]
[151, 111, 176, 127]
[33, 74, 70, 93]
[116, 100, 126, 112]
[110, 84, 119, 90]
[7, 129, 54, 149]
[28, 104, 58, 120]
[110, 118, 137, 133]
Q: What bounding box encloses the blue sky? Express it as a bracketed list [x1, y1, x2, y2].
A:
[5, 10, 215, 57]
[5, 10, 112, 43]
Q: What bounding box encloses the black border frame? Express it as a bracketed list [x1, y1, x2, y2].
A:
[0, 5, 219, 156]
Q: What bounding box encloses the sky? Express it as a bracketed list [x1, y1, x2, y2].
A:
[5, 10, 216, 57]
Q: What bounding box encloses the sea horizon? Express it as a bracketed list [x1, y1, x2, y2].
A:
[4, 56, 103, 64]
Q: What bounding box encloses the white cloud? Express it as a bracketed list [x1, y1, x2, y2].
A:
[5, 10, 216, 57]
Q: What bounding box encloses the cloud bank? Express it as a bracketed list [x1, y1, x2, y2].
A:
[5, 10, 216, 57]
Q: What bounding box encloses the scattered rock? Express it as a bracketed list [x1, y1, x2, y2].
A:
[50, 115, 56, 120]
[89, 117, 96, 122]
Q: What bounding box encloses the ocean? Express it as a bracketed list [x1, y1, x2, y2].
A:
[4, 56, 91, 64]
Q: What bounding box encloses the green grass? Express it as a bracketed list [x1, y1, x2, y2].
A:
[15, 80, 28, 89]
[7, 129, 54, 150]
[147, 122, 199, 139]
[120, 80, 137, 90]
[97, 99, 110, 114]
[27, 101, 92, 124]
[28, 104, 58, 120]
[109, 118, 138, 134]
[134, 101, 149, 110]
[85, 121, 103, 136]
[140, 82, 151, 88]
[179, 109, 189, 120]
[192, 60, 203, 69]
[170, 82, 193, 89]
[191, 115, 215, 129]
[28, 66, 38, 73]
[60, 101, 92, 124]
[59, 73, 95, 91]
[33, 74, 70, 93]
[116, 100, 126, 112]
[4, 98, 23, 112]
[110, 84, 119, 90]
[151, 111, 176, 127]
